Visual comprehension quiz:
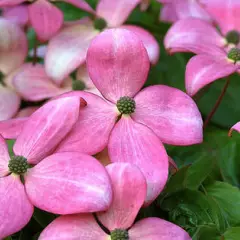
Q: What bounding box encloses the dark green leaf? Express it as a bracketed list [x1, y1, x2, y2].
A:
[33, 208, 57, 228]
[223, 227, 240, 240]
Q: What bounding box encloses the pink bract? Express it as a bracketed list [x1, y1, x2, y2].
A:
[55, 28, 203, 204]
[39, 163, 191, 240]
[45, 0, 160, 84]
[0, 96, 112, 239]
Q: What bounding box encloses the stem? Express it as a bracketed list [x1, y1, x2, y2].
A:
[203, 77, 231, 129]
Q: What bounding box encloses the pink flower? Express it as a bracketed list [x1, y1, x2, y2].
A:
[39, 163, 191, 240]
[229, 122, 240, 136]
[158, 0, 212, 23]
[53, 29, 203, 204]
[0, 18, 27, 120]
[164, 17, 240, 96]
[0, 0, 94, 41]
[0, 96, 112, 239]
[44, 0, 160, 85]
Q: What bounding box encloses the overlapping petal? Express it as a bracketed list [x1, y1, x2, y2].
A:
[45, 23, 98, 85]
[186, 54, 239, 96]
[56, 91, 117, 155]
[133, 85, 203, 145]
[87, 28, 150, 103]
[28, 0, 64, 42]
[0, 118, 27, 139]
[13, 96, 81, 164]
[121, 25, 160, 64]
[63, 0, 95, 13]
[96, 0, 141, 27]
[129, 218, 191, 240]
[12, 63, 67, 101]
[39, 214, 108, 240]
[160, 3, 178, 23]
[25, 152, 112, 214]
[98, 163, 147, 231]
[0, 175, 34, 239]
[0, 18, 27, 74]
[200, 0, 240, 34]
[229, 122, 240, 136]
[108, 116, 169, 204]
[0, 135, 10, 177]
[164, 18, 225, 54]
[0, 85, 21, 121]
[0, 0, 25, 6]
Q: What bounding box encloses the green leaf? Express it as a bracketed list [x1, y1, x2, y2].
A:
[192, 225, 220, 240]
[206, 181, 240, 226]
[223, 227, 240, 240]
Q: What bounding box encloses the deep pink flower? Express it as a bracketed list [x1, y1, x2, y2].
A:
[0, 0, 94, 41]
[0, 18, 27, 120]
[39, 163, 191, 240]
[158, 0, 212, 23]
[0, 96, 112, 239]
[44, 0, 160, 84]
[51, 29, 203, 204]
[164, 16, 240, 96]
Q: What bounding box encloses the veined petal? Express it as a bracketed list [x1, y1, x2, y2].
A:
[133, 85, 203, 145]
[0, 85, 21, 121]
[129, 218, 191, 240]
[13, 96, 81, 164]
[0, 18, 27, 74]
[160, 3, 178, 23]
[56, 91, 117, 155]
[0, 135, 10, 177]
[164, 18, 225, 54]
[0, 0, 25, 6]
[62, 0, 95, 13]
[229, 122, 240, 136]
[87, 28, 150, 103]
[0, 118, 27, 139]
[98, 163, 147, 231]
[45, 23, 98, 85]
[186, 54, 239, 96]
[12, 63, 66, 101]
[200, 0, 240, 34]
[25, 152, 112, 214]
[121, 25, 160, 65]
[108, 117, 169, 205]
[39, 214, 108, 240]
[28, 0, 63, 42]
[96, 0, 141, 27]
[0, 175, 34, 239]
[2, 5, 29, 26]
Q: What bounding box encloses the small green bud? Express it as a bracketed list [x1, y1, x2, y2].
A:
[116, 96, 136, 115]
[8, 156, 29, 175]
[72, 80, 86, 91]
[227, 47, 240, 63]
[94, 18, 107, 31]
[226, 30, 240, 45]
[111, 229, 129, 240]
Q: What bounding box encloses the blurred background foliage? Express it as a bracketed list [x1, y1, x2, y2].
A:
[3, 0, 240, 239]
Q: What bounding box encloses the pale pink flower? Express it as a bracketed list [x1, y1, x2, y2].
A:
[44, 0, 160, 85]
[158, 0, 212, 23]
[0, 18, 27, 120]
[52, 29, 203, 204]
[39, 163, 191, 240]
[0, 96, 112, 239]
[0, 0, 94, 41]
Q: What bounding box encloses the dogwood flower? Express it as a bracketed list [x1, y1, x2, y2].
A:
[0, 0, 94, 41]
[229, 122, 240, 136]
[39, 163, 191, 240]
[158, 0, 212, 23]
[0, 96, 112, 239]
[44, 0, 160, 85]
[53, 29, 203, 204]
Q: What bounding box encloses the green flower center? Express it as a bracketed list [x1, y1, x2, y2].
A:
[111, 229, 129, 240]
[72, 80, 86, 91]
[8, 156, 29, 175]
[226, 30, 240, 45]
[116, 96, 136, 115]
[227, 47, 240, 63]
[94, 18, 107, 31]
